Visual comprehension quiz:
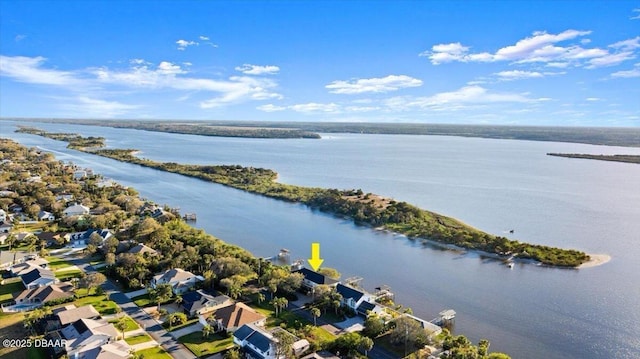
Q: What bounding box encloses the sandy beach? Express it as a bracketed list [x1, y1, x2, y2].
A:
[578, 254, 612, 269]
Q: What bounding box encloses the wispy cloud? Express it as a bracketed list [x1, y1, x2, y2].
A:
[494, 70, 565, 81]
[235, 64, 280, 75]
[0, 55, 282, 111]
[326, 75, 423, 94]
[176, 39, 198, 50]
[59, 96, 140, 118]
[631, 8, 640, 20]
[14, 34, 27, 42]
[421, 30, 638, 69]
[0, 55, 81, 86]
[611, 63, 640, 78]
[199, 35, 209, 41]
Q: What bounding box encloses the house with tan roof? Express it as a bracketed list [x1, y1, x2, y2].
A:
[127, 243, 158, 256]
[199, 302, 266, 332]
[2, 282, 74, 312]
[151, 268, 203, 295]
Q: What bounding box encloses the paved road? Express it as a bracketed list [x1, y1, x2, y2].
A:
[67, 255, 196, 359]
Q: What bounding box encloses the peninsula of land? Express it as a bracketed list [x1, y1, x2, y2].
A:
[17, 126, 591, 267]
[547, 153, 640, 164]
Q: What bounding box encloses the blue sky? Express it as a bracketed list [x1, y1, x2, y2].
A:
[1, 1, 639, 126]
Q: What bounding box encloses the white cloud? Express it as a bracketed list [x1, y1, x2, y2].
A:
[585, 97, 601, 101]
[586, 51, 635, 68]
[290, 102, 340, 113]
[60, 96, 139, 118]
[235, 64, 280, 75]
[157, 61, 186, 75]
[611, 63, 640, 78]
[631, 8, 640, 20]
[176, 39, 198, 50]
[257, 104, 287, 112]
[326, 75, 423, 94]
[0, 55, 80, 86]
[199, 35, 209, 41]
[421, 30, 638, 70]
[610, 36, 640, 50]
[15, 34, 27, 42]
[494, 70, 544, 80]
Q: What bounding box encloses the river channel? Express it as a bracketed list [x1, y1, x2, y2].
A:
[2, 121, 640, 359]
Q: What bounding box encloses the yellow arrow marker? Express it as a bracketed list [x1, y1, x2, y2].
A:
[307, 242, 324, 271]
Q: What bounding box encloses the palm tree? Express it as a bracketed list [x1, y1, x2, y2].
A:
[114, 316, 128, 340]
[310, 307, 321, 326]
[358, 336, 374, 356]
[202, 324, 213, 339]
[257, 293, 265, 305]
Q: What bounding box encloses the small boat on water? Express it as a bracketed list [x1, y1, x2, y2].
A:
[507, 261, 514, 269]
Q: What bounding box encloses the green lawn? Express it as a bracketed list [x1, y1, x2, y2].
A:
[131, 293, 152, 307]
[0, 278, 24, 304]
[54, 269, 84, 281]
[178, 332, 233, 357]
[108, 315, 139, 331]
[135, 347, 173, 359]
[125, 333, 153, 345]
[163, 318, 198, 331]
[45, 256, 74, 270]
[73, 295, 119, 315]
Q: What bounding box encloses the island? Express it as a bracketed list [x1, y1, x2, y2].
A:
[547, 153, 640, 164]
[16, 126, 590, 267]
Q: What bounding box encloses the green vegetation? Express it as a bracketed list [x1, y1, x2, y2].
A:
[73, 294, 119, 315]
[547, 153, 640, 164]
[108, 315, 139, 331]
[125, 333, 153, 345]
[131, 293, 154, 308]
[135, 347, 173, 359]
[0, 278, 25, 304]
[178, 332, 234, 356]
[15, 127, 589, 267]
[54, 268, 84, 281]
[44, 256, 74, 270]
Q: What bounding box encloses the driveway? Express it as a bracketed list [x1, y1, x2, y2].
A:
[62, 254, 197, 359]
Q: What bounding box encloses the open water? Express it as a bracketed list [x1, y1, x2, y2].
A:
[2, 121, 640, 358]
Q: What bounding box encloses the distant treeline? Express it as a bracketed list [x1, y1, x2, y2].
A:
[6, 118, 640, 146]
[547, 153, 640, 164]
[17, 126, 591, 267]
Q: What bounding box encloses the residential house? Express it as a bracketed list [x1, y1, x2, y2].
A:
[55, 305, 101, 327]
[0, 222, 12, 233]
[4, 282, 74, 312]
[60, 318, 130, 358]
[301, 352, 340, 359]
[0, 208, 6, 222]
[38, 210, 55, 222]
[0, 251, 38, 270]
[66, 228, 113, 247]
[199, 302, 266, 332]
[73, 170, 87, 180]
[151, 268, 203, 295]
[181, 290, 232, 317]
[403, 313, 443, 337]
[335, 283, 372, 312]
[63, 203, 90, 217]
[127, 243, 158, 257]
[10, 257, 49, 276]
[56, 193, 74, 202]
[356, 300, 384, 317]
[292, 267, 338, 290]
[8, 203, 23, 213]
[36, 232, 64, 247]
[233, 323, 282, 359]
[0, 190, 16, 197]
[21, 266, 58, 289]
[271, 327, 310, 357]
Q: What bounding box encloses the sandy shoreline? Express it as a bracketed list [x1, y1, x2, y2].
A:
[578, 254, 611, 269]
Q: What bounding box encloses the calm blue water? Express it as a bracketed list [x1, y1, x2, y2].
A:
[2, 121, 640, 359]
